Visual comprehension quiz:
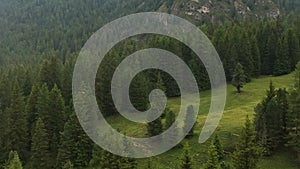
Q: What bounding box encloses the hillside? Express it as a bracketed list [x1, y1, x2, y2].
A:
[0, 0, 299, 66]
[106, 73, 299, 169]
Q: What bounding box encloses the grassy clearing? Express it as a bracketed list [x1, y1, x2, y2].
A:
[106, 73, 299, 168]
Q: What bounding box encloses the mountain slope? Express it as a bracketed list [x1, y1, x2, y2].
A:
[0, 0, 299, 66]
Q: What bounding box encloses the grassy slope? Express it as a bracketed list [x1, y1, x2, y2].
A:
[106, 73, 299, 169]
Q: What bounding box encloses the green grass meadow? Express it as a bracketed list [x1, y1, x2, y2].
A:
[106, 73, 299, 169]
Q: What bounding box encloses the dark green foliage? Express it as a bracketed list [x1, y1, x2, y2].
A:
[179, 143, 193, 169]
[26, 83, 40, 145]
[39, 57, 62, 90]
[5, 151, 23, 169]
[184, 105, 196, 138]
[203, 142, 220, 169]
[48, 85, 66, 152]
[250, 36, 261, 77]
[254, 82, 289, 155]
[130, 74, 150, 111]
[232, 63, 247, 93]
[62, 160, 74, 169]
[286, 62, 300, 161]
[89, 143, 137, 169]
[165, 109, 175, 130]
[56, 112, 93, 168]
[273, 36, 291, 76]
[232, 116, 262, 169]
[30, 118, 50, 169]
[286, 29, 300, 69]
[147, 116, 163, 137]
[213, 135, 224, 162]
[7, 81, 28, 161]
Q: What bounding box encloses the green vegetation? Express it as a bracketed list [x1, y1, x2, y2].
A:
[0, 1, 300, 169]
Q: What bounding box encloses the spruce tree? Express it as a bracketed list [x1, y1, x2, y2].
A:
[213, 135, 224, 162]
[49, 84, 66, 153]
[286, 61, 300, 160]
[203, 142, 220, 169]
[25, 83, 40, 147]
[5, 151, 23, 169]
[273, 37, 291, 76]
[179, 143, 193, 169]
[56, 112, 93, 168]
[30, 118, 50, 169]
[39, 57, 62, 90]
[62, 160, 74, 169]
[232, 116, 261, 169]
[147, 107, 163, 137]
[165, 109, 175, 130]
[184, 105, 196, 138]
[254, 82, 288, 154]
[286, 29, 300, 69]
[7, 81, 28, 161]
[232, 63, 247, 93]
[250, 36, 261, 77]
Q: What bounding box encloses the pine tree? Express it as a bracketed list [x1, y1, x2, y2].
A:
[5, 151, 23, 169]
[203, 142, 220, 169]
[184, 105, 196, 139]
[237, 32, 254, 81]
[213, 135, 224, 162]
[250, 36, 261, 77]
[254, 81, 288, 155]
[147, 107, 163, 137]
[145, 158, 156, 169]
[130, 74, 150, 111]
[232, 116, 261, 169]
[56, 112, 93, 168]
[25, 83, 40, 147]
[273, 36, 291, 76]
[39, 57, 62, 90]
[232, 63, 247, 93]
[7, 81, 28, 161]
[179, 143, 193, 169]
[30, 118, 50, 169]
[165, 109, 175, 130]
[286, 61, 300, 161]
[286, 29, 300, 69]
[49, 84, 66, 153]
[62, 160, 74, 169]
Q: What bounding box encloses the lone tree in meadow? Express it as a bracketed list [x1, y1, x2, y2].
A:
[232, 63, 247, 93]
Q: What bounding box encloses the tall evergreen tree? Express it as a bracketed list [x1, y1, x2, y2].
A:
[179, 143, 193, 169]
[56, 112, 93, 168]
[232, 116, 261, 169]
[5, 151, 23, 169]
[62, 160, 74, 169]
[165, 109, 175, 130]
[184, 105, 196, 139]
[286, 61, 300, 161]
[250, 36, 261, 77]
[203, 142, 220, 169]
[254, 82, 288, 154]
[213, 135, 224, 162]
[232, 63, 247, 93]
[273, 36, 291, 76]
[7, 81, 28, 161]
[39, 57, 62, 90]
[30, 118, 50, 169]
[25, 83, 40, 147]
[49, 84, 66, 153]
[286, 29, 300, 69]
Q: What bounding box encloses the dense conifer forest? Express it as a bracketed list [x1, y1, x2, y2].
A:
[0, 0, 299, 168]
